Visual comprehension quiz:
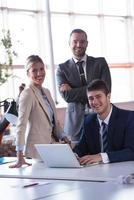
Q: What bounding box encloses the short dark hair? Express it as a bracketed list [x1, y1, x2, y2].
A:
[69, 29, 87, 40]
[87, 79, 110, 95]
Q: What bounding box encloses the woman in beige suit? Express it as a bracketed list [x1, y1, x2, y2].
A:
[10, 55, 68, 168]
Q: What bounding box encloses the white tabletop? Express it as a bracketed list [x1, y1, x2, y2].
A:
[0, 178, 88, 200]
[43, 181, 134, 200]
[0, 159, 134, 181]
[0, 177, 134, 200]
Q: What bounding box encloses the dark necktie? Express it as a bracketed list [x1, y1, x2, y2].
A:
[77, 61, 87, 86]
[101, 122, 108, 152]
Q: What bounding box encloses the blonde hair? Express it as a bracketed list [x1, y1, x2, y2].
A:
[25, 55, 44, 72]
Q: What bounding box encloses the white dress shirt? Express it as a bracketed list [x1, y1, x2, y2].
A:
[98, 105, 113, 163]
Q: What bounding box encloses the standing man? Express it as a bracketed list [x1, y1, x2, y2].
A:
[56, 29, 111, 141]
[74, 79, 134, 164]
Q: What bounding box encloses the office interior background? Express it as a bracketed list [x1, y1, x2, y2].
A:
[0, 0, 134, 108]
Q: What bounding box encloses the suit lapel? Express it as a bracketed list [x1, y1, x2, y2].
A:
[86, 56, 94, 84]
[90, 117, 101, 152]
[94, 118, 101, 152]
[69, 59, 81, 85]
[30, 85, 51, 122]
[107, 106, 118, 148]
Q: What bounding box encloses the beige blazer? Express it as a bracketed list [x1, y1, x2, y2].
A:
[16, 84, 61, 158]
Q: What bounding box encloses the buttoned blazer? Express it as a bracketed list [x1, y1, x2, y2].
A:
[16, 84, 60, 158]
[56, 56, 111, 141]
[74, 105, 134, 162]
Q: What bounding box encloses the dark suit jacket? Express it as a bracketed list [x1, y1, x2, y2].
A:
[74, 105, 134, 163]
[56, 56, 111, 141]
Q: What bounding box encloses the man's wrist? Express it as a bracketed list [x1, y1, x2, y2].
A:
[100, 153, 110, 163]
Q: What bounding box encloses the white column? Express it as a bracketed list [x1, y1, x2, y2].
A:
[44, 0, 57, 103]
[126, 0, 134, 99]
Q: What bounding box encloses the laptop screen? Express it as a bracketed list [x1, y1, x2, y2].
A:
[35, 143, 82, 168]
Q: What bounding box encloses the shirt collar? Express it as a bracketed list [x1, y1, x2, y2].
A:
[73, 54, 87, 64]
[98, 104, 113, 126]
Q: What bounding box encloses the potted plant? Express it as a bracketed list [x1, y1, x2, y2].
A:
[0, 29, 17, 85]
[0, 30, 17, 155]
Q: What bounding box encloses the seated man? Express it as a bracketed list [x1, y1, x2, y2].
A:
[74, 79, 134, 164]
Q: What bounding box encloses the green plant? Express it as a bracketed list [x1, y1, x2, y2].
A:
[0, 29, 17, 85]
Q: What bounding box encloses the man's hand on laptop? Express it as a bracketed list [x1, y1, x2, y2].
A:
[78, 154, 102, 165]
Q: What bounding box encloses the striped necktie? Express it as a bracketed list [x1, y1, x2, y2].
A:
[77, 61, 87, 86]
[101, 122, 108, 152]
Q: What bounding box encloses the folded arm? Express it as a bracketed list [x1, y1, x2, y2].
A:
[57, 66, 88, 104]
[59, 84, 87, 104]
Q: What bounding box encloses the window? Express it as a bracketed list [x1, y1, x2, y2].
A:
[8, 12, 39, 64]
[0, 0, 134, 104]
[103, 0, 127, 16]
[72, 0, 99, 14]
[104, 17, 128, 63]
[7, 0, 37, 10]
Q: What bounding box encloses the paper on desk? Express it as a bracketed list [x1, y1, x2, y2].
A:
[0, 157, 16, 165]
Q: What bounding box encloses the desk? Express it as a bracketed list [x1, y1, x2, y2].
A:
[0, 178, 88, 200]
[0, 160, 134, 181]
[0, 178, 134, 200]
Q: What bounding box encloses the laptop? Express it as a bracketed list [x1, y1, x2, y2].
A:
[35, 143, 84, 168]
